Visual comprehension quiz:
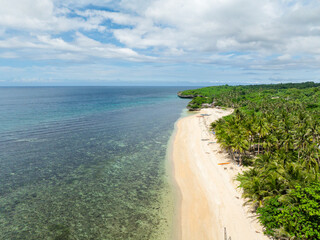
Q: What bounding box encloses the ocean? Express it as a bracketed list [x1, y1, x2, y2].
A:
[0, 87, 190, 240]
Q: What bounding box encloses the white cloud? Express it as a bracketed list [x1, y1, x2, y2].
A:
[0, 32, 151, 61]
[0, 52, 19, 58]
[278, 54, 291, 61]
[109, 0, 320, 59]
[0, 0, 103, 32]
[1, 0, 320, 80]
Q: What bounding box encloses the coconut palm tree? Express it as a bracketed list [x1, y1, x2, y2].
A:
[256, 118, 270, 154]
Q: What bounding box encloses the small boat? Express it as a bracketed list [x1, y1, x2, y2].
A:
[218, 162, 230, 165]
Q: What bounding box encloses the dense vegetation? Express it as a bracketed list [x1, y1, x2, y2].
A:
[178, 82, 320, 111]
[179, 82, 320, 239]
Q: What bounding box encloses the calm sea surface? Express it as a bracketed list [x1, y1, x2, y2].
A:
[0, 87, 189, 240]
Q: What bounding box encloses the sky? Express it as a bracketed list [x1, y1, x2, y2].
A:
[1, 0, 320, 86]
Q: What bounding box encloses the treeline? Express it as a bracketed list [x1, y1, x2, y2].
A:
[178, 81, 320, 111]
[180, 82, 320, 239]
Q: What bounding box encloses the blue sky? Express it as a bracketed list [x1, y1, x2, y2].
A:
[1, 0, 320, 86]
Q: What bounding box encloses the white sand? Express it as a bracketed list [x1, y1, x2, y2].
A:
[172, 108, 269, 240]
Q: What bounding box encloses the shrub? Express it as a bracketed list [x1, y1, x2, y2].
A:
[257, 183, 320, 239]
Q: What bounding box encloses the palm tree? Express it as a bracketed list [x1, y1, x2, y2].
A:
[256, 118, 270, 154]
[233, 127, 249, 165]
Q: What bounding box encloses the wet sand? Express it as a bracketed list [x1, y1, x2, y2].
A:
[172, 108, 269, 240]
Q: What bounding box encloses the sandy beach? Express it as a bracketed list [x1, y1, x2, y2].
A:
[172, 108, 269, 240]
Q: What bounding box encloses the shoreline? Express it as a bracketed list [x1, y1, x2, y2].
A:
[166, 109, 195, 240]
[171, 107, 269, 240]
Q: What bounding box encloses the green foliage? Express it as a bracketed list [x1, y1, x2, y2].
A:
[181, 82, 320, 239]
[257, 183, 320, 239]
[178, 82, 320, 110]
[188, 96, 212, 110]
[256, 196, 282, 236]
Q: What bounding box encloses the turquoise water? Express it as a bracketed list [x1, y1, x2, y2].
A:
[0, 87, 189, 240]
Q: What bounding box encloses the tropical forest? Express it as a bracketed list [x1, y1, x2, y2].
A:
[179, 82, 320, 239]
